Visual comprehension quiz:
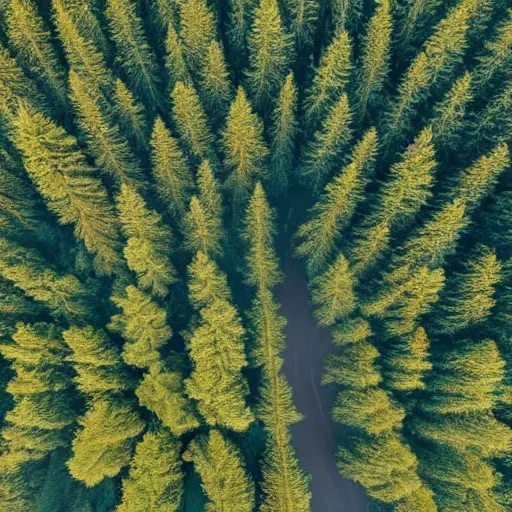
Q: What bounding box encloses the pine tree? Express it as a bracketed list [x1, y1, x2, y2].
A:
[150, 0, 180, 34]
[113, 79, 148, 150]
[223, 87, 269, 205]
[311, 254, 356, 327]
[170, 81, 217, 165]
[269, 72, 298, 196]
[6, 0, 68, 111]
[331, 317, 373, 347]
[183, 430, 255, 512]
[437, 246, 501, 333]
[150, 116, 194, 218]
[105, 0, 163, 111]
[431, 72, 473, 153]
[298, 93, 353, 192]
[117, 427, 184, 512]
[199, 41, 233, 123]
[185, 295, 254, 431]
[13, 102, 123, 274]
[63, 326, 134, 396]
[296, 128, 378, 274]
[164, 24, 192, 92]
[337, 433, 426, 503]
[0, 238, 94, 321]
[226, 0, 256, 71]
[179, 0, 217, 73]
[0, 323, 75, 462]
[283, 0, 319, 49]
[0, 45, 49, 123]
[354, 0, 392, 118]
[303, 29, 351, 126]
[116, 184, 176, 298]
[396, 0, 442, 49]
[67, 398, 145, 487]
[246, 0, 293, 111]
[385, 327, 432, 393]
[69, 70, 144, 188]
[383, 0, 478, 148]
[332, 388, 405, 435]
[328, 0, 362, 33]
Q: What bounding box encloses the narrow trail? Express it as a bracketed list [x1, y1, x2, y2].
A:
[277, 257, 368, 512]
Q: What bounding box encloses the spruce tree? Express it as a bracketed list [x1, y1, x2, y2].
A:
[223, 87, 269, 205]
[6, 0, 68, 111]
[269, 72, 298, 196]
[296, 128, 378, 274]
[354, 0, 392, 118]
[298, 93, 353, 192]
[246, 0, 293, 111]
[116, 184, 176, 298]
[283, 0, 319, 49]
[150, 116, 195, 218]
[328, 0, 362, 33]
[397, 0, 442, 49]
[170, 81, 217, 165]
[226, 0, 256, 71]
[165, 24, 192, 92]
[105, 0, 163, 111]
[69, 70, 144, 188]
[117, 427, 184, 512]
[183, 430, 255, 512]
[13, 102, 123, 274]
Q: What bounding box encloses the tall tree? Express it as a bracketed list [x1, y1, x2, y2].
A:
[150, 116, 194, 219]
[246, 0, 293, 111]
[13, 102, 123, 274]
[117, 427, 184, 512]
[116, 184, 176, 298]
[223, 87, 269, 206]
[183, 430, 255, 512]
[269, 72, 298, 196]
[283, 0, 319, 49]
[164, 24, 191, 92]
[328, 0, 362, 33]
[105, 0, 163, 111]
[6, 0, 68, 111]
[226, 0, 256, 71]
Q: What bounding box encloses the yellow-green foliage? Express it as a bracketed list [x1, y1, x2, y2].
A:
[165, 24, 191, 91]
[284, 0, 319, 48]
[117, 428, 184, 512]
[183, 430, 255, 512]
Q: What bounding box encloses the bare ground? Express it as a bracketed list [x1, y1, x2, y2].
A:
[277, 257, 368, 512]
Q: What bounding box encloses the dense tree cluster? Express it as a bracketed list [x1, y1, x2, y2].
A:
[0, 0, 510, 511]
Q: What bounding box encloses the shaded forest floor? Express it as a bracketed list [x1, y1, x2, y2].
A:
[278, 256, 368, 512]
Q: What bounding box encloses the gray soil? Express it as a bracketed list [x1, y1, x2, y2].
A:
[277, 257, 369, 512]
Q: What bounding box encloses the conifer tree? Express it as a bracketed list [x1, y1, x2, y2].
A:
[63, 326, 134, 396]
[396, 0, 442, 49]
[298, 93, 353, 192]
[246, 0, 293, 111]
[328, 0, 362, 33]
[223, 87, 269, 205]
[311, 254, 356, 327]
[105, 0, 163, 111]
[113, 79, 148, 150]
[431, 72, 473, 152]
[171, 81, 217, 165]
[116, 184, 176, 298]
[150, 0, 180, 34]
[337, 433, 428, 503]
[269, 72, 298, 196]
[0, 238, 94, 321]
[385, 327, 432, 393]
[164, 24, 192, 92]
[199, 41, 233, 123]
[179, 0, 217, 73]
[6, 0, 68, 111]
[67, 398, 145, 487]
[437, 246, 501, 333]
[226, 0, 256, 71]
[0, 45, 49, 123]
[283, 0, 319, 49]
[183, 430, 255, 512]
[303, 29, 351, 126]
[13, 102, 123, 274]
[383, 0, 479, 148]
[117, 427, 184, 512]
[425, 339, 505, 414]
[354, 0, 392, 118]
[0, 323, 75, 462]
[331, 317, 373, 347]
[150, 116, 194, 218]
[69, 70, 144, 188]
[296, 128, 378, 274]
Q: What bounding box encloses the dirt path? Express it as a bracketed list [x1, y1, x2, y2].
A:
[277, 257, 368, 512]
